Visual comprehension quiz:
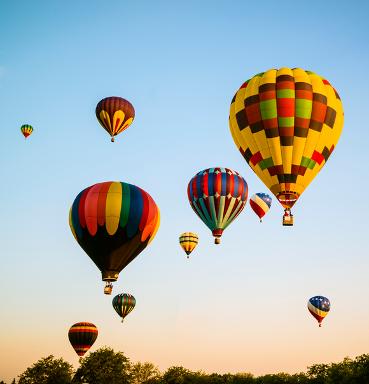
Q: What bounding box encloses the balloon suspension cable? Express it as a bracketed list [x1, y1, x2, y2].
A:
[215, 237, 221, 245]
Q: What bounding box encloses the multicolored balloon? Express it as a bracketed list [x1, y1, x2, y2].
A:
[69, 181, 160, 294]
[187, 168, 248, 244]
[112, 293, 136, 322]
[229, 68, 344, 224]
[308, 296, 330, 327]
[179, 232, 199, 258]
[250, 193, 272, 222]
[96, 96, 135, 142]
[20, 124, 33, 139]
[68, 322, 98, 357]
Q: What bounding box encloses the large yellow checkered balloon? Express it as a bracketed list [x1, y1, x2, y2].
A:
[229, 68, 344, 223]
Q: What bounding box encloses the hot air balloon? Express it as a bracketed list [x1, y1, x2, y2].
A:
[187, 168, 248, 244]
[308, 296, 330, 327]
[20, 124, 33, 139]
[229, 68, 344, 225]
[112, 293, 136, 322]
[179, 232, 199, 258]
[68, 322, 98, 357]
[69, 181, 160, 294]
[250, 193, 272, 222]
[96, 96, 135, 142]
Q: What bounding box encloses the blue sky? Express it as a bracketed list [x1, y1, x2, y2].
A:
[1, 0, 369, 381]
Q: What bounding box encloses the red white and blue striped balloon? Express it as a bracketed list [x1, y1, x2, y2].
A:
[250, 193, 272, 222]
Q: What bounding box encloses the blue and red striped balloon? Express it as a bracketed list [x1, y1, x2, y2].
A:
[250, 193, 272, 222]
[187, 167, 248, 244]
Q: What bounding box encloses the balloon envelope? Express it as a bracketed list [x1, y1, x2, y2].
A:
[187, 167, 248, 243]
[179, 232, 199, 257]
[69, 181, 160, 285]
[250, 193, 272, 221]
[96, 96, 135, 142]
[229, 68, 344, 212]
[68, 322, 98, 357]
[308, 296, 330, 326]
[20, 124, 33, 139]
[112, 293, 136, 321]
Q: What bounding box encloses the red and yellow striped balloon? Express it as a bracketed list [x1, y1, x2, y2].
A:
[68, 322, 98, 357]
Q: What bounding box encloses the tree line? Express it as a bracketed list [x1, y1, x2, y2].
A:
[2, 347, 369, 383]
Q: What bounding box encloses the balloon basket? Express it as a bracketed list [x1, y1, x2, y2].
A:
[111, 137, 115, 142]
[104, 282, 113, 295]
[214, 237, 220, 245]
[282, 210, 294, 226]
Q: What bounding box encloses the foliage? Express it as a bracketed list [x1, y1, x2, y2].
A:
[72, 347, 130, 384]
[17, 355, 73, 384]
[129, 361, 161, 384]
[15, 350, 369, 384]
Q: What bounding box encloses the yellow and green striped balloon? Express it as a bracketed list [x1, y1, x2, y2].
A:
[20, 124, 33, 139]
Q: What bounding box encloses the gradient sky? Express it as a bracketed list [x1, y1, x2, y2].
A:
[1, 0, 369, 382]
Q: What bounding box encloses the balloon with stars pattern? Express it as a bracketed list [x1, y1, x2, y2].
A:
[250, 193, 272, 222]
[308, 296, 330, 327]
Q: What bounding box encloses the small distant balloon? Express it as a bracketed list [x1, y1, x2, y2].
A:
[112, 293, 136, 322]
[179, 232, 199, 258]
[20, 124, 33, 139]
[96, 96, 135, 142]
[308, 296, 330, 327]
[68, 322, 98, 357]
[250, 193, 272, 222]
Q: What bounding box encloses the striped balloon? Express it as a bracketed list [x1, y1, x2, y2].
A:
[179, 232, 199, 258]
[20, 124, 33, 139]
[69, 181, 160, 293]
[187, 168, 248, 244]
[112, 293, 136, 322]
[68, 322, 98, 357]
[96, 96, 135, 142]
[250, 193, 272, 222]
[308, 296, 330, 327]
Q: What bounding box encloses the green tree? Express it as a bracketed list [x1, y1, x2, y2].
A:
[17, 355, 73, 384]
[130, 361, 161, 384]
[73, 347, 130, 384]
[161, 366, 207, 384]
[307, 362, 330, 384]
